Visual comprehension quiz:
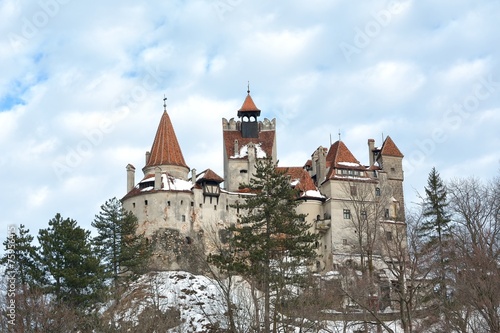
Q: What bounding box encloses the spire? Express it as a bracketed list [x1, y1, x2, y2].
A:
[145, 106, 188, 170]
[237, 84, 261, 117]
[380, 136, 404, 157]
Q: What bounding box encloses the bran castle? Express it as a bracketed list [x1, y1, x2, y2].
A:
[121, 90, 406, 275]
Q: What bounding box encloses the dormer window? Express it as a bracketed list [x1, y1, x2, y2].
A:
[203, 182, 220, 197]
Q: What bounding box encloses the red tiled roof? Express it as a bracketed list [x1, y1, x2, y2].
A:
[238, 93, 261, 113]
[146, 111, 188, 169]
[380, 136, 404, 157]
[223, 130, 275, 159]
[277, 167, 317, 193]
[325, 141, 363, 169]
[196, 169, 224, 183]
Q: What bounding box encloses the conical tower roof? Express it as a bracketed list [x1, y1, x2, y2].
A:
[380, 136, 404, 157]
[237, 89, 261, 117]
[146, 110, 188, 169]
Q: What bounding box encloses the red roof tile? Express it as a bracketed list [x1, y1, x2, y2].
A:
[196, 169, 224, 183]
[223, 130, 275, 159]
[325, 141, 363, 169]
[238, 93, 261, 113]
[380, 136, 404, 157]
[276, 167, 317, 192]
[146, 111, 188, 169]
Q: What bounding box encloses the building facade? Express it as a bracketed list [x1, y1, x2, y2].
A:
[122, 91, 406, 274]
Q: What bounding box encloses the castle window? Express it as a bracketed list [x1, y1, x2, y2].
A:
[199, 204, 203, 208]
[315, 241, 319, 249]
[144, 200, 148, 206]
[167, 201, 170, 207]
[180, 200, 183, 205]
[132, 203, 135, 208]
[385, 209, 390, 219]
[240, 169, 247, 174]
[386, 231, 393, 241]
[191, 201, 194, 207]
[181, 215, 186, 222]
[350, 185, 357, 196]
[343, 239, 348, 245]
[375, 187, 381, 196]
[226, 205, 229, 211]
[361, 210, 367, 221]
[343, 209, 351, 219]
[391, 167, 395, 172]
[214, 205, 217, 210]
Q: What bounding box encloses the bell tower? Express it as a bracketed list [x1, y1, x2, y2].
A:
[222, 86, 277, 192]
[238, 85, 261, 138]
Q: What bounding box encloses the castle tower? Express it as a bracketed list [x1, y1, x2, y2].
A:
[222, 88, 277, 191]
[375, 136, 405, 220]
[142, 98, 190, 179]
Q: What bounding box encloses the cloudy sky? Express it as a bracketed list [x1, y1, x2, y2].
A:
[1, 0, 499, 244]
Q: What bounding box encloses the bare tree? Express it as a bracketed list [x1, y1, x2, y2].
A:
[446, 176, 500, 333]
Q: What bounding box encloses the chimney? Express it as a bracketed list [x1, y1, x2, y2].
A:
[368, 139, 375, 166]
[316, 146, 326, 185]
[191, 168, 197, 184]
[154, 167, 162, 190]
[234, 139, 239, 156]
[126, 164, 135, 193]
[145, 151, 151, 165]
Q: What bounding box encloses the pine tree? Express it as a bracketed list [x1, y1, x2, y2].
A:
[38, 213, 104, 308]
[0, 224, 43, 287]
[418, 167, 452, 323]
[92, 197, 150, 293]
[209, 158, 318, 333]
[419, 167, 452, 243]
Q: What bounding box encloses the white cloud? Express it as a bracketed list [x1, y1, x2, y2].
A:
[1, 0, 499, 251]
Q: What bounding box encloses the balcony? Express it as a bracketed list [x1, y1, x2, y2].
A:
[315, 219, 331, 233]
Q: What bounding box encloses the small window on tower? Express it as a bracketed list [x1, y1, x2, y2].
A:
[375, 187, 381, 196]
[385, 209, 390, 218]
[144, 200, 148, 206]
[240, 169, 248, 174]
[181, 215, 186, 222]
[343, 209, 351, 219]
[132, 203, 135, 208]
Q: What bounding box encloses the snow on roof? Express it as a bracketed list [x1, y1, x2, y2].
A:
[162, 174, 193, 191]
[301, 190, 326, 199]
[337, 161, 362, 167]
[137, 173, 193, 192]
[230, 143, 267, 159]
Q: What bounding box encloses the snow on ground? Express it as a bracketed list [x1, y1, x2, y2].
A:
[109, 271, 407, 333]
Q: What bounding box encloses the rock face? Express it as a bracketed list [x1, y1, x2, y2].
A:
[148, 228, 206, 274]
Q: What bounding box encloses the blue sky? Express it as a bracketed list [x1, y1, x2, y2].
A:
[1, 0, 499, 244]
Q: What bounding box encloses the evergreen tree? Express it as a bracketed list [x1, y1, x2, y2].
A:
[38, 213, 104, 308]
[92, 197, 150, 293]
[209, 158, 318, 333]
[418, 167, 452, 323]
[0, 224, 43, 287]
[419, 167, 452, 243]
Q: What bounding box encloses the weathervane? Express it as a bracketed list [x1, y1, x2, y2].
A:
[163, 94, 167, 112]
[338, 129, 341, 141]
[247, 81, 250, 94]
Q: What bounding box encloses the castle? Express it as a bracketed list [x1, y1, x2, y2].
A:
[121, 90, 406, 275]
